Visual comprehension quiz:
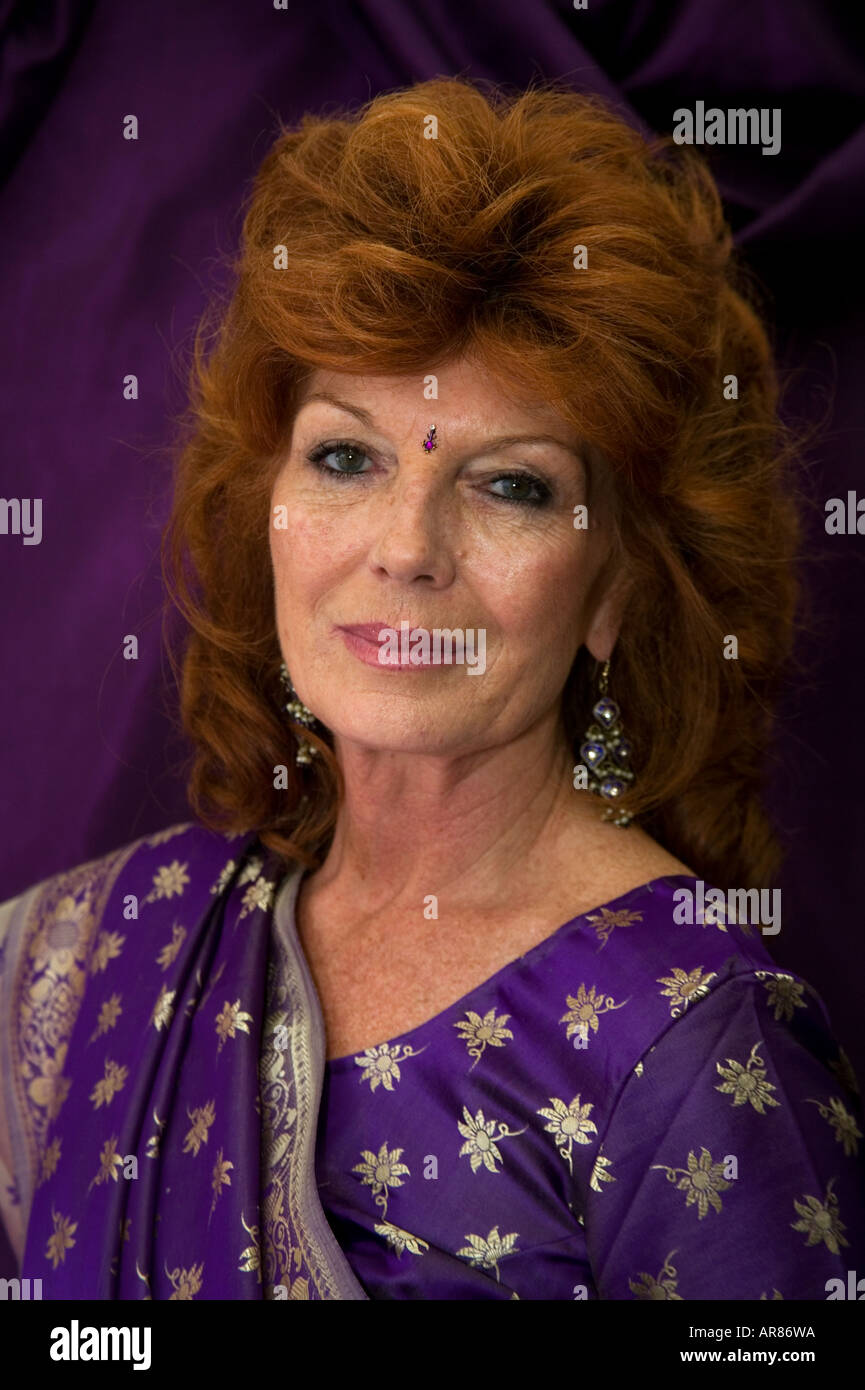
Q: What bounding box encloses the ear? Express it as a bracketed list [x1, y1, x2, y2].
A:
[583, 564, 631, 664]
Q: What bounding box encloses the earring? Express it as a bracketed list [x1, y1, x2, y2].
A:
[279, 662, 319, 766]
[578, 659, 635, 826]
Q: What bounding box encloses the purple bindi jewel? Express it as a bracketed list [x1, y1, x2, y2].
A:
[422, 425, 437, 452]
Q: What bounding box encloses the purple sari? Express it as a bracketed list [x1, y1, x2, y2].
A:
[2, 821, 864, 1299]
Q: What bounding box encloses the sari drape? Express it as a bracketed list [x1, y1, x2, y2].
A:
[3, 823, 366, 1299]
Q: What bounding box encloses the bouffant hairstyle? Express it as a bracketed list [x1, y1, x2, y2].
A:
[164, 76, 800, 888]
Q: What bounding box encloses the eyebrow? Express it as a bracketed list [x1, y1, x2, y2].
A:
[295, 392, 581, 458]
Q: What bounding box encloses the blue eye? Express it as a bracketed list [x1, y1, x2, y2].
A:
[307, 441, 371, 478]
[488, 472, 551, 507]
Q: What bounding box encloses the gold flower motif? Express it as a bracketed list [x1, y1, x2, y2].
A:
[353, 1042, 427, 1092]
[215, 999, 254, 1052]
[239, 877, 276, 919]
[156, 923, 187, 971]
[457, 1106, 527, 1174]
[804, 1096, 862, 1157]
[145, 1109, 165, 1160]
[45, 1208, 77, 1268]
[651, 1146, 732, 1219]
[657, 966, 717, 1017]
[560, 984, 627, 1040]
[352, 1142, 411, 1219]
[90, 930, 126, 974]
[237, 856, 264, 885]
[89, 1058, 129, 1109]
[629, 1250, 682, 1300]
[456, 1226, 519, 1282]
[89, 992, 122, 1042]
[589, 1149, 616, 1192]
[91, 1135, 125, 1188]
[585, 905, 643, 951]
[210, 1148, 234, 1218]
[536, 1094, 598, 1176]
[754, 971, 806, 1023]
[40, 1136, 62, 1184]
[30, 895, 92, 976]
[715, 1041, 780, 1114]
[147, 860, 191, 902]
[374, 1222, 430, 1257]
[183, 1100, 216, 1156]
[760, 1288, 784, 1300]
[166, 1262, 204, 1300]
[151, 983, 176, 1031]
[453, 1008, 513, 1070]
[239, 1212, 262, 1280]
[28, 1044, 72, 1122]
[791, 1178, 849, 1255]
[210, 860, 238, 895]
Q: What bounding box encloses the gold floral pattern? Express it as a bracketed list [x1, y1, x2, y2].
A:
[151, 983, 176, 1031]
[560, 984, 628, 1039]
[352, 1142, 410, 1219]
[144, 860, 191, 904]
[90, 931, 125, 974]
[156, 923, 186, 971]
[214, 999, 254, 1052]
[651, 1147, 732, 1219]
[183, 1100, 216, 1156]
[537, 1095, 598, 1175]
[239, 1212, 262, 1280]
[210, 860, 238, 896]
[90, 1135, 124, 1188]
[715, 1041, 780, 1113]
[791, 1178, 849, 1255]
[89, 1058, 129, 1109]
[589, 1149, 616, 1192]
[40, 1136, 62, 1184]
[166, 1262, 204, 1299]
[145, 1109, 166, 1160]
[804, 1096, 862, 1157]
[453, 1008, 513, 1070]
[88, 992, 122, 1042]
[754, 971, 807, 1023]
[45, 1208, 77, 1268]
[456, 1226, 519, 1282]
[585, 905, 643, 951]
[210, 1148, 234, 1219]
[374, 1222, 430, 1257]
[629, 1250, 682, 1300]
[457, 1106, 527, 1174]
[657, 966, 717, 1017]
[354, 1041, 427, 1092]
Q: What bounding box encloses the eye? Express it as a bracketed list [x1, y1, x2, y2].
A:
[487, 472, 552, 507]
[307, 440, 372, 478]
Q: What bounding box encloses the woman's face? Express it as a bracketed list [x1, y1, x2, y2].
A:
[269, 354, 622, 758]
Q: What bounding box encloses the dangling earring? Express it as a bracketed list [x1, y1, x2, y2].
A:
[578, 659, 635, 826]
[279, 662, 319, 766]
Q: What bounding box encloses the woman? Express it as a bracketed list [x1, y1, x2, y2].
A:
[1, 77, 862, 1301]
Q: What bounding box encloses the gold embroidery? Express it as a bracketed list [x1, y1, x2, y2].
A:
[804, 1096, 862, 1156]
[791, 1178, 849, 1254]
[585, 906, 643, 951]
[457, 1106, 527, 1174]
[90, 1135, 124, 1188]
[88, 992, 122, 1042]
[166, 1262, 204, 1299]
[238, 876, 276, 920]
[715, 1041, 780, 1113]
[143, 860, 191, 905]
[40, 1136, 62, 1185]
[657, 966, 717, 1017]
[754, 971, 807, 1023]
[89, 1059, 129, 1109]
[210, 1149, 234, 1219]
[210, 860, 238, 895]
[354, 1041, 427, 1092]
[239, 1212, 262, 1280]
[536, 1095, 598, 1175]
[456, 1226, 519, 1282]
[760, 1288, 784, 1300]
[90, 931, 125, 974]
[453, 1008, 513, 1071]
[374, 1222, 430, 1257]
[183, 1101, 216, 1156]
[352, 1143, 410, 1219]
[214, 999, 254, 1053]
[589, 1149, 616, 1192]
[560, 984, 628, 1040]
[45, 1208, 77, 1268]
[151, 984, 176, 1031]
[144, 1109, 165, 1159]
[629, 1249, 682, 1300]
[145, 824, 191, 848]
[156, 923, 186, 971]
[651, 1147, 732, 1218]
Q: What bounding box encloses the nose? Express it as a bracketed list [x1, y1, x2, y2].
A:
[366, 474, 456, 588]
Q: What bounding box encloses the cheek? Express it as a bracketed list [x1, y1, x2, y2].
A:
[473, 525, 592, 644]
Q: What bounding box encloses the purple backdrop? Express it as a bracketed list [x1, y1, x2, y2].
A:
[1, 0, 863, 1217]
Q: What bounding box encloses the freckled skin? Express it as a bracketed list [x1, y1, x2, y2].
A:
[269, 354, 692, 1060]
